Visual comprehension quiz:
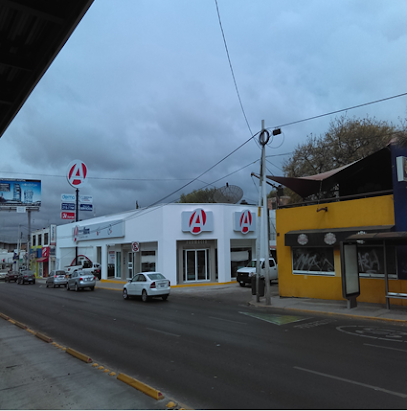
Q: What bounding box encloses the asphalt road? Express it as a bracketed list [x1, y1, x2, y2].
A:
[1, 281, 407, 409]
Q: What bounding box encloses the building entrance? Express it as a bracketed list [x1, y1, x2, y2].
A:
[184, 249, 208, 282]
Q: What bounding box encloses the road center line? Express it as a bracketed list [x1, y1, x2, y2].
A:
[364, 343, 407, 353]
[294, 366, 407, 399]
[209, 316, 247, 325]
[146, 328, 181, 337]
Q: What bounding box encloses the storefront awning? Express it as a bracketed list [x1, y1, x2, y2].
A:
[346, 231, 407, 245]
[36, 256, 49, 263]
[285, 225, 394, 247]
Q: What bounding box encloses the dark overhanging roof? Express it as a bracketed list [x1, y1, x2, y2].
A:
[346, 231, 407, 245]
[0, 0, 94, 138]
[266, 145, 393, 199]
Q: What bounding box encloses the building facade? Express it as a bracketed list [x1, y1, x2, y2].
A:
[56, 204, 260, 285]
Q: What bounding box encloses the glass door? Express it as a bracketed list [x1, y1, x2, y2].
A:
[128, 252, 133, 279]
[115, 252, 121, 279]
[184, 249, 208, 282]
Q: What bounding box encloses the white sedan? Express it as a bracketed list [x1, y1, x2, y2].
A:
[123, 272, 170, 302]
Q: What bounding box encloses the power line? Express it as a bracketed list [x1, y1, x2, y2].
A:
[214, 0, 255, 141]
[269, 92, 407, 131]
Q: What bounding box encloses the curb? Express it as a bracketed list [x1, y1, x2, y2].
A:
[248, 301, 407, 324]
[35, 332, 53, 343]
[117, 372, 164, 400]
[66, 347, 92, 363]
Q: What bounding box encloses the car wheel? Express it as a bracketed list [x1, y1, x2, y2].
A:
[162, 294, 168, 301]
[67, 283, 70, 291]
[90, 286, 94, 291]
[123, 288, 129, 300]
[75, 283, 79, 292]
[239, 281, 245, 287]
[33, 280, 35, 285]
[141, 289, 149, 302]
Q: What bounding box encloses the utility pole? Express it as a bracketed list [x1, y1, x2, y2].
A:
[258, 120, 271, 305]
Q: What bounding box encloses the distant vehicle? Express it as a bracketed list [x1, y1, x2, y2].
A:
[123, 272, 170, 302]
[65, 258, 101, 276]
[236, 258, 278, 287]
[5, 271, 19, 283]
[46, 270, 68, 288]
[0, 271, 7, 281]
[66, 270, 96, 291]
[18, 270, 36, 285]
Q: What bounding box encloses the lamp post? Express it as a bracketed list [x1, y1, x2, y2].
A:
[257, 121, 281, 305]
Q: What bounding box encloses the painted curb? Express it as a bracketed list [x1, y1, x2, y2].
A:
[117, 372, 164, 400]
[35, 332, 53, 343]
[66, 347, 92, 363]
[0, 312, 9, 320]
[14, 321, 27, 329]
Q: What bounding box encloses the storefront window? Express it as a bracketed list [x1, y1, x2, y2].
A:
[357, 245, 396, 278]
[292, 247, 335, 276]
[141, 251, 156, 272]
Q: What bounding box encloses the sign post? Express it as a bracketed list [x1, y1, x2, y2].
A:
[66, 160, 88, 264]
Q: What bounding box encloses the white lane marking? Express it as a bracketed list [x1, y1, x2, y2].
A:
[364, 343, 407, 353]
[336, 325, 404, 343]
[146, 328, 181, 337]
[294, 366, 407, 399]
[209, 316, 247, 325]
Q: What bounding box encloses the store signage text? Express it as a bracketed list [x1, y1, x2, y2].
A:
[73, 219, 125, 242]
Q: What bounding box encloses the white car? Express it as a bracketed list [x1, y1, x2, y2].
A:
[123, 272, 170, 302]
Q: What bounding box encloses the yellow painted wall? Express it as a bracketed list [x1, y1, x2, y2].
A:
[276, 195, 406, 306]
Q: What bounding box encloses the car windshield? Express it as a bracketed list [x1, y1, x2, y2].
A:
[147, 273, 165, 280]
[247, 261, 257, 268]
[56, 271, 65, 275]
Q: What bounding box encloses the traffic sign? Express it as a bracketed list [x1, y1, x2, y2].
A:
[66, 160, 88, 188]
[61, 212, 75, 220]
[61, 203, 75, 211]
[132, 242, 140, 252]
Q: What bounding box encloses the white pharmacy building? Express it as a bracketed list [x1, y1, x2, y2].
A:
[56, 204, 259, 284]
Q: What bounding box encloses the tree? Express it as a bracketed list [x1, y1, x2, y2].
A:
[283, 115, 399, 178]
[177, 187, 217, 203]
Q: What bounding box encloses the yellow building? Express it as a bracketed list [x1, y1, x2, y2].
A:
[271, 144, 407, 307]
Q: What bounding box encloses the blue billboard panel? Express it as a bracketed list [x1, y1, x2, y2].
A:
[0, 179, 41, 209]
[80, 204, 93, 211]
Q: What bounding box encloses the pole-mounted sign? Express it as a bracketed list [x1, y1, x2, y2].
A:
[66, 160, 88, 188]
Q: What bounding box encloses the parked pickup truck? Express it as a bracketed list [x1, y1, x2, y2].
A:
[236, 258, 278, 287]
[65, 259, 101, 277]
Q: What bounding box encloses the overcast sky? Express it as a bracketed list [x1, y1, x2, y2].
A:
[1, 0, 407, 243]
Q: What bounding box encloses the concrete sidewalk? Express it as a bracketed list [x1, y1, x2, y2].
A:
[0, 317, 184, 410]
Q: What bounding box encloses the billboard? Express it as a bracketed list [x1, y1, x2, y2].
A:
[0, 179, 41, 209]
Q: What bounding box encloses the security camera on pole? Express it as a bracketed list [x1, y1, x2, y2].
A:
[66, 160, 88, 264]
